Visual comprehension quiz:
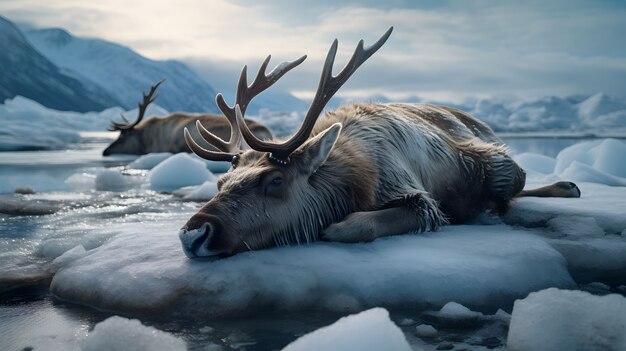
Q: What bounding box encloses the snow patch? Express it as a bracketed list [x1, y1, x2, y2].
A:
[282, 308, 411, 351]
[507, 288, 626, 351]
[82, 316, 186, 351]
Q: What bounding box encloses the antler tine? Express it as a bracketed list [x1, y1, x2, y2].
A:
[237, 27, 394, 161]
[184, 127, 236, 162]
[188, 55, 306, 161]
[116, 79, 164, 131]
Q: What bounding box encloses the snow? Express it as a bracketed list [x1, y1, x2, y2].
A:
[439, 302, 482, 319]
[147, 153, 215, 192]
[82, 316, 186, 351]
[507, 288, 626, 351]
[0, 96, 167, 151]
[281, 308, 411, 351]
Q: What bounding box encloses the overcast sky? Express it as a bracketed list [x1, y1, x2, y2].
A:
[2, 0, 626, 102]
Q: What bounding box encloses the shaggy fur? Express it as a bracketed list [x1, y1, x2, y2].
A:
[179, 102, 581, 258]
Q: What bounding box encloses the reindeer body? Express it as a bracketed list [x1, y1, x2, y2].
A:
[103, 113, 271, 155]
[313, 103, 520, 223]
[178, 28, 580, 258]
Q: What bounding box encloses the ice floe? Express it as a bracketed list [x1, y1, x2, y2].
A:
[282, 308, 411, 351]
[507, 288, 626, 351]
[49, 221, 574, 317]
[82, 316, 186, 351]
[147, 153, 216, 192]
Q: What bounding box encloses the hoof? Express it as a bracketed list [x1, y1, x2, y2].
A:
[555, 181, 581, 198]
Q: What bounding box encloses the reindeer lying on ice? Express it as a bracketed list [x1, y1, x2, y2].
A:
[103, 81, 272, 156]
[179, 27, 580, 258]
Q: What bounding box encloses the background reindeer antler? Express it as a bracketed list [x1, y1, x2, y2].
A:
[109, 80, 164, 131]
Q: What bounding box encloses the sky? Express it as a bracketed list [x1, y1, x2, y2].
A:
[1, 0, 626, 102]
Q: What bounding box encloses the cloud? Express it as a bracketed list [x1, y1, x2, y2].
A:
[1, 0, 625, 100]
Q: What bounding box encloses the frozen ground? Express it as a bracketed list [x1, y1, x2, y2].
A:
[1, 137, 625, 350]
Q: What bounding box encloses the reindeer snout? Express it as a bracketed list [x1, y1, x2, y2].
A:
[179, 223, 214, 258]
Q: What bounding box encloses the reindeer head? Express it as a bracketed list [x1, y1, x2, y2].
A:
[179, 28, 393, 258]
[103, 80, 163, 156]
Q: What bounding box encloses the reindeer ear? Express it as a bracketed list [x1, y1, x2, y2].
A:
[297, 123, 342, 173]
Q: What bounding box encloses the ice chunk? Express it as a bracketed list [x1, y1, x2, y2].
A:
[507, 182, 626, 234]
[547, 216, 605, 237]
[421, 302, 486, 329]
[507, 288, 626, 351]
[182, 181, 219, 201]
[513, 153, 556, 174]
[559, 161, 626, 186]
[65, 173, 96, 192]
[82, 316, 186, 351]
[127, 153, 173, 170]
[282, 308, 411, 351]
[50, 223, 574, 318]
[201, 159, 232, 174]
[439, 301, 478, 318]
[0, 194, 61, 215]
[415, 324, 438, 338]
[147, 153, 215, 191]
[554, 139, 626, 184]
[506, 182, 626, 283]
[95, 169, 142, 192]
[51, 245, 87, 267]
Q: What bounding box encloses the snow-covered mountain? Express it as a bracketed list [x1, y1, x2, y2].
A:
[0, 16, 117, 112]
[24, 27, 220, 113]
[469, 93, 626, 133]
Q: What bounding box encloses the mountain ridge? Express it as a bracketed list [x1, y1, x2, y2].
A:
[0, 15, 119, 112]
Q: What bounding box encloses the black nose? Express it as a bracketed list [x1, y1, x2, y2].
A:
[190, 224, 211, 253]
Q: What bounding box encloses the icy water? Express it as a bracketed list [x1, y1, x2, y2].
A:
[0, 133, 621, 350]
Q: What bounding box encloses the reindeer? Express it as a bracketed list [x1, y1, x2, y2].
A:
[178, 27, 580, 258]
[103, 81, 272, 156]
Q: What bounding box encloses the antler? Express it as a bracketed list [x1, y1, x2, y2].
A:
[236, 27, 393, 163]
[109, 80, 164, 131]
[185, 55, 307, 162]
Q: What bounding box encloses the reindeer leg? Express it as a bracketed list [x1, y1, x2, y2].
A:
[517, 181, 581, 198]
[321, 192, 447, 243]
